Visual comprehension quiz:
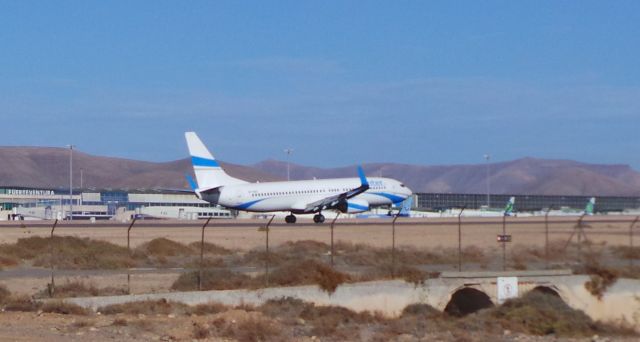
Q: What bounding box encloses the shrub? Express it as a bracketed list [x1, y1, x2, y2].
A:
[171, 269, 252, 291]
[41, 300, 89, 315]
[259, 259, 350, 293]
[42, 280, 127, 298]
[136, 238, 193, 257]
[0, 284, 10, 304]
[98, 299, 190, 315]
[0, 236, 135, 269]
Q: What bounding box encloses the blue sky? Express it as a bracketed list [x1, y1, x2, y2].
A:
[1, 1, 639, 169]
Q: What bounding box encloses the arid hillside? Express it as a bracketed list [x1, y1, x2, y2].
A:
[1, 147, 640, 195]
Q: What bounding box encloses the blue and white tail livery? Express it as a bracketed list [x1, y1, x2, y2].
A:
[185, 132, 246, 194]
[185, 132, 413, 224]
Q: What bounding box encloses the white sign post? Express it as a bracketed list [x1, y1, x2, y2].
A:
[497, 276, 518, 304]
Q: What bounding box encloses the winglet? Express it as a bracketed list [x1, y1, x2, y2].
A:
[357, 166, 369, 187]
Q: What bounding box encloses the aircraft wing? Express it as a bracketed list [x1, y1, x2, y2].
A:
[302, 166, 370, 213]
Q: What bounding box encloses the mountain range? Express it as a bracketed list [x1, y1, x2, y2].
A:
[1, 147, 640, 196]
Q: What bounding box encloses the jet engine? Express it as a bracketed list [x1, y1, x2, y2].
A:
[336, 198, 370, 213]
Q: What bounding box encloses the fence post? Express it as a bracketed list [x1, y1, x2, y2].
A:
[577, 213, 585, 262]
[544, 205, 554, 269]
[264, 215, 275, 287]
[630, 216, 639, 268]
[126, 217, 137, 294]
[457, 206, 466, 272]
[391, 213, 400, 278]
[48, 219, 58, 297]
[330, 213, 340, 267]
[502, 215, 507, 271]
[198, 217, 212, 291]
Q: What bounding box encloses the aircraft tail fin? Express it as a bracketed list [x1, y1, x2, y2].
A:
[399, 197, 413, 216]
[585, 197, 596, 215]
[504, 196, 515, 216]
[185, 132, 247, 190]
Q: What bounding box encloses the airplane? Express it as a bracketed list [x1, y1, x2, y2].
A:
[185, 132, 413, 224]
[387, 197, 413, 217]
[503, 196, 515, 216]
[584, 197, 596, 215]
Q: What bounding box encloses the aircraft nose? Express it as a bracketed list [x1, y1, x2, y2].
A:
[404, 186, 413, 197]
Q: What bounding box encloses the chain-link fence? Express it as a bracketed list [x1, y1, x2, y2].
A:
[0, 214, 638, 297]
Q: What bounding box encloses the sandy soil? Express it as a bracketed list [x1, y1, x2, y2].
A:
[1, 216, 639, 341]
[1, 216, 637, 297]
[0, 216, 636, 250]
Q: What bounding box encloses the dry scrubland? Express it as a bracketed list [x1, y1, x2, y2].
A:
[0, 284, 637, 341]
[1, 217, 639, 340]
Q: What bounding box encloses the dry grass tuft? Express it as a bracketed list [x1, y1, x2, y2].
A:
[582, 262, 619, 300]
[0, 286, 42, 313]
[401, 303, 442, 318]
[359, 264, 440, 285]
[188, 241, 233, 255]
[617, 266, 640, 279]
[0, 254, 19, 268]
[71, 319, 94, 328]
[211, 311, 285, 342]
[136, 238, 194, 257]
[0, 284, 10, 304]
[191, 321, 210, 339]
[112, 318, 128, 326]
[171, 269, 252, 291]
[98, 298, 190, 315]
[259, 259, 350, 293]
[1, 295, 41, 312]
[41, 300, 89, 315]
[0, 236, 135, 269]
[41, 280, 127, 298]
[236, 249, 288, 267]
[610, 245, 640, 260]
[189, 302, 229, 315]
[482, 290, 634, 337]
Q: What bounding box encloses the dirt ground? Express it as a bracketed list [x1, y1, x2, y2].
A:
[0, 216, 636, 250]
[1, 216, 638, 296]
[1, 216, 639, 341]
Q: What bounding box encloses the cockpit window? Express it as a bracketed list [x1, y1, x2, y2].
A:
[400, 183, 406, 187]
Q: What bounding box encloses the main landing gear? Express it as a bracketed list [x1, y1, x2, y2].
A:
[284, 213, 325, 224]
[285, 214, 297, 224]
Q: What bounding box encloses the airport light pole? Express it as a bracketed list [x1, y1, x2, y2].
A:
[484, 154, 491, 208]
[284, 148, 294, 181]
[67, 145, 74, 221]
[79, 168, 84, 207]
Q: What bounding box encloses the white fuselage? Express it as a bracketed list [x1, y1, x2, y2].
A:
[204, 177, 411, 213]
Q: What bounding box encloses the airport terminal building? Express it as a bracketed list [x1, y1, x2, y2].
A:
[2, 185, 640, 221]
[0, 186, 231, 221]
[415, 193, 640, 213]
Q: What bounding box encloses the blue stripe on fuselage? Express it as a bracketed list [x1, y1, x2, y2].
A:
[348, 202, 369, 211]
[371, 192, 405, 204]
[233, 199, 265, 210]
[192, 156, 220, 167]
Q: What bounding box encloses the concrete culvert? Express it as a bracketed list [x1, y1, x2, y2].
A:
[444, 287, 494, 317]
[531, 286, 561, 298]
